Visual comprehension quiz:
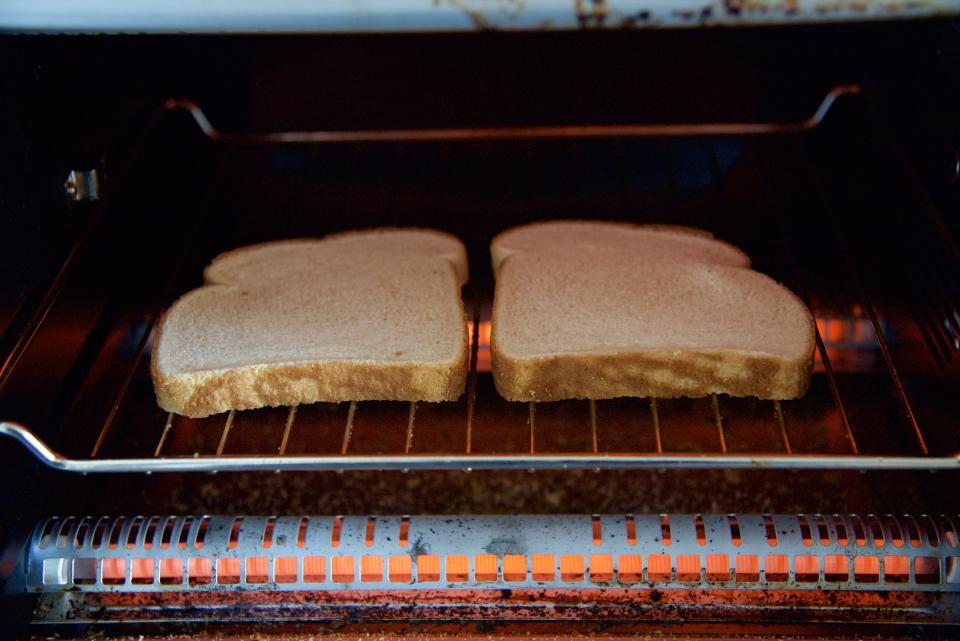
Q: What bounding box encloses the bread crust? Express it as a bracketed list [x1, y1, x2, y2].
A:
[491, 343, 812, 401]
[153, 325, 469, 418]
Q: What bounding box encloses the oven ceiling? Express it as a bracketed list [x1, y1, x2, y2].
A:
[1, 0, 959, 33]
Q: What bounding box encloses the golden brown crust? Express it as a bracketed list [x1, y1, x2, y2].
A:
[491, 340, 813, 402]
[155, 322, 468, 418]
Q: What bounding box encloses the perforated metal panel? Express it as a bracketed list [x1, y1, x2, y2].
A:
[25, 513, 960, 593]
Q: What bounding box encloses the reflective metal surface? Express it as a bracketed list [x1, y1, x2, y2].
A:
[1, 0, 958, 32]
[165, 85, 861, 144]
[2, 420, 959, 472]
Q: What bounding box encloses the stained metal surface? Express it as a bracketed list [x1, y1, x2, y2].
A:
[22, 513, 960, 592]
[1, 0, 958, 33]
[30, 588, 960, 626]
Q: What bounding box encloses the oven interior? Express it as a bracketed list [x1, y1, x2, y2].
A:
[1, 21, 960, 638]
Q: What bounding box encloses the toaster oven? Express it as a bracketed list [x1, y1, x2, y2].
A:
[2, 7, 960, 639]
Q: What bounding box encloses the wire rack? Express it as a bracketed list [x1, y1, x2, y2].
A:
[1, 85, 959, 473]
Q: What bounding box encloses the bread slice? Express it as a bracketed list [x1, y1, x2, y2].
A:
[490, 221, 814, 401]
[152, 229, 469, 418]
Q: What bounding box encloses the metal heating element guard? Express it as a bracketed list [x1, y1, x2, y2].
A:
[25, 514, 960, 593]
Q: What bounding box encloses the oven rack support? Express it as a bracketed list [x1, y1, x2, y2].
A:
[2, 419, 958, 473]
[166, 84, 861, 144]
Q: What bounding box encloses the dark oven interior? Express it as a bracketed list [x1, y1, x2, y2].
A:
[1, 20, 960, 638]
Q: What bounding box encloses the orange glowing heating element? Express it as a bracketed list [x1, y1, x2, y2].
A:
[531, 554, 555, 581]
[589, 554, 613, 582]
[331, 556, 355, 582]
[188, 558, 212, 585]
[101, 558, 125, 584]
[417, 555, 440, 582]
[217, 558, 240, 584]
[854, 555, 880, 582]
[676, 554, 700, 582]
[466, 320, 492, 373]
[824, 555, 849, 582]
[619, 554, 642, 582]
[360, 555, 383, 582]
[159, 558, 183, 584]
[389, 555, 413, 583]
[446, 555, 469, 582]
[560, 555, 585, 582]
[475, 554, 498, 582]
[765, 554, 789, 581]
[503, 554, 527, 581]
[471, 311, 873, 376]
[735, 555, 760, 582]
[246, 557, 269, 583]
[303, 556, 325, 582]
[647, 554, 671, 581]
[275, 557, 298, 583]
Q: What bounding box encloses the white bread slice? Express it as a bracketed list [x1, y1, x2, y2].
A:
[491, 220, 751, 278]
[152, 229, 469, 418]
[490, 221, 814, 401]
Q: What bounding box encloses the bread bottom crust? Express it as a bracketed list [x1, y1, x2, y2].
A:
[491, 345, 813, 401]
[154, 357, 467, 418]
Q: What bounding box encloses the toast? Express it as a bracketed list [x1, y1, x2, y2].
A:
[152, 229, 469, 418]
[490, 220, 814, 401]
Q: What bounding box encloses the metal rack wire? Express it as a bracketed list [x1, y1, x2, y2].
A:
[1, 85, 958, 474]
[1, 295, 956, 472]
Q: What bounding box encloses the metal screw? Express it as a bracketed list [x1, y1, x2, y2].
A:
[64, 168, 100, 202]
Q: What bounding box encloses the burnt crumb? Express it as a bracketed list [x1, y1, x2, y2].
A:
[650, 589, 663, 602]
[409, 534, 430, 558]
[500, 588, 513, 598]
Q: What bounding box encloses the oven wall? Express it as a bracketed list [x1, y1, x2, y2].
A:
[1, 21, 959, 630]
